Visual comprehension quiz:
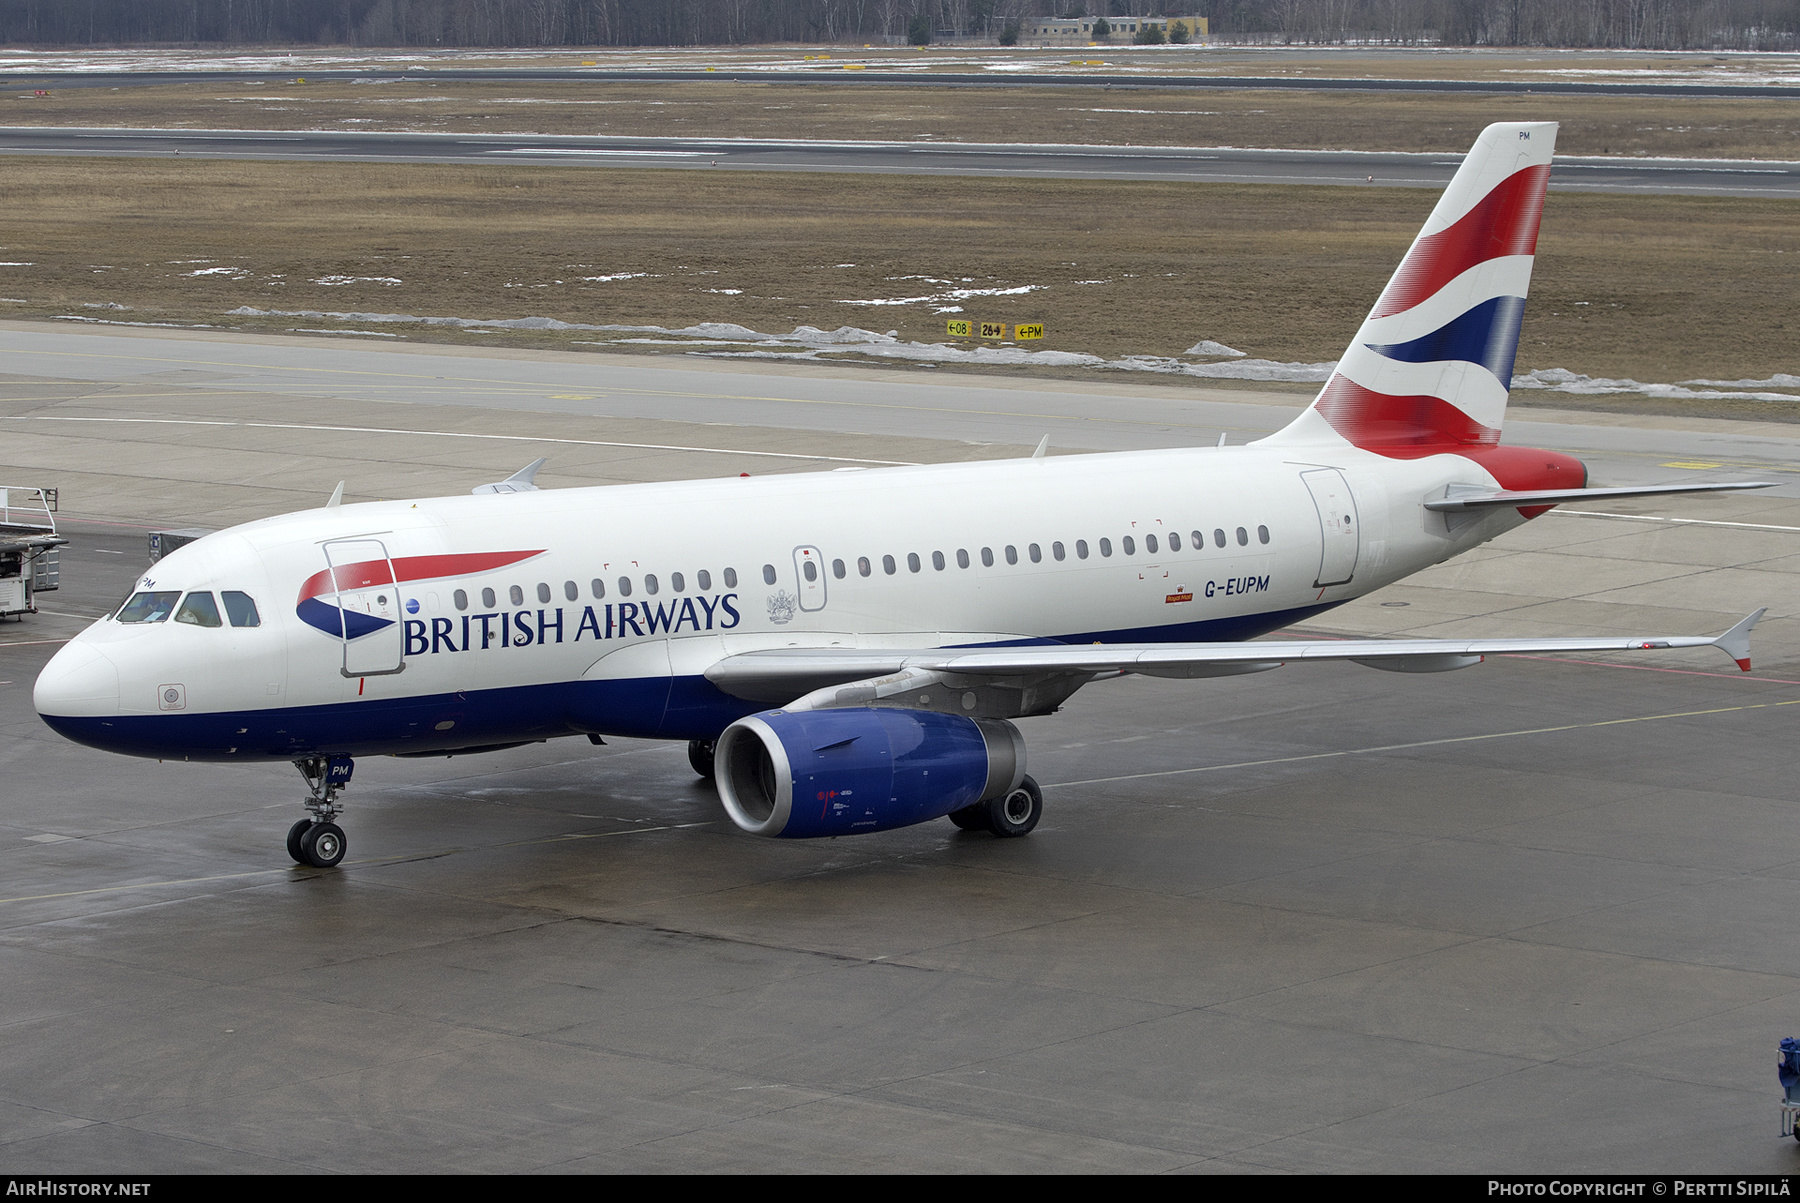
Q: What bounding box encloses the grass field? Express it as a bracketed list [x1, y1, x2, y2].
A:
[9, 77, 1800, 161]
[0, 156, 1792, 415]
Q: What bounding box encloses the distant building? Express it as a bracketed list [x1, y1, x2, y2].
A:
[1029, 15, 1208, 42]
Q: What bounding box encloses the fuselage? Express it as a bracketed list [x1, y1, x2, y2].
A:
[33, 440, 1552, 762]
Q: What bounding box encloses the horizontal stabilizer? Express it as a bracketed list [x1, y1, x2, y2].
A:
[1425, 480, 1777, 512]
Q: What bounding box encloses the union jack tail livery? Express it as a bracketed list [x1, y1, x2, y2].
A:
[1269, 121, 1557, 458]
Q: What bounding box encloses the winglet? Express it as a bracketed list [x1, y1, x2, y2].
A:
[472, 457, 548, 495]
[1715, 608, 1766, 672]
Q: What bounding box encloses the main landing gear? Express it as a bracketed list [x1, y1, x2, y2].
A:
[948, 775, 1043, 838]
[687, 738, 716, 780]
[289, 755, 353, 868]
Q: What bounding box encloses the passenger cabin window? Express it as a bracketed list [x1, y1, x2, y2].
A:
[221, 591, 261, 628]
[832, 560, 845, 580]
[671, 572, 685, 593]
[762, 564, 777, 585]
[1076, 540, 1089, 560]
[858, 557, 872, 578]
[1168, 532, 1180, 552]
[645, 574, 659, 595]
[565, 580, 580, 601]
[1191, 530, 1203, 550]
[1099, 538, 1113, 557]
[931, 551, 945, 571]
[1005, 545, 1018, 565]
[537, 582, 552, 604]
[802, 561, 818, 582]
[882, 555, 897, 576]
[724, 567, 738, 588]
[1029, 543, 1042, 563]
[590, 579, 605, 599]
[697, 570, 711, 591]
[1214, 529, 1227, 548]
[1053, 541, 1066, 561]
[618, 577, 633, 597]
[957, 549, 970, 569]
[1146, 534, 1158, 554]
[981, 547, 994, 567]
[175, 592, 222, 628]
[509, 585, 524, 606]
[1122, 537, 1135, 556]
[1236, 527, 1249, 546]
[1258, 525, 1271, 544]
[454, 588, 469, 611]
[116, 591, 181, 623]
[482, 587, 497, 608]
[907, 553, 921, 573]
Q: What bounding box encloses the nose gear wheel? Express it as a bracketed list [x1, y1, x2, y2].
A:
[290, 756, 351, 868]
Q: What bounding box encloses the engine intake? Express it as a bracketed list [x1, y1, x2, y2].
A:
[715, 707, 1025, 838]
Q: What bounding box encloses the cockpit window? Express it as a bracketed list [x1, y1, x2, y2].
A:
[221, 591, 261, 628]
[116, 591, 182, 623]
[175, 592, 223, 628]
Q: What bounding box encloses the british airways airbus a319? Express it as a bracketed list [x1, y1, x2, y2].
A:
[33, 122, 1773, 868]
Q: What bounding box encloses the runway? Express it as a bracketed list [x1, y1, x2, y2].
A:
[5, 67, 1797, 99]
[4, 324, 1800, 1171]
[4, 126, 1795, 197]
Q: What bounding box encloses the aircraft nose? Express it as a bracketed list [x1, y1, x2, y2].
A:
[34, 640, 120, 718]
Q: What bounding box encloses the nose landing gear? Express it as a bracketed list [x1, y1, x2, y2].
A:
[289, 755, 353, 868]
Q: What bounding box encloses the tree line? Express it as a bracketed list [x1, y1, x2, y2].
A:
[0, 0, 1793, 51]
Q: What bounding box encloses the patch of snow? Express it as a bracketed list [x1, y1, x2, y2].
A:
[0, 262, 34, 267]
[1512, 367, 1800, 403]
[55, 316, 217, 328]
[1181, 358, 1337, 382]
[1681, 373, 1800, 390]
[702, 288, 744, 295]
[312, 275, 402, 287]
[840, 284, 1041, 307]
[579, 272, 654, 282]
[1184, 340, 1247, 358]
[185, 267, 248, 278]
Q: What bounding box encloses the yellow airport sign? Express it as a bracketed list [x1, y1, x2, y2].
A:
[946, 319, 972, 337]
[1014, 323, 1045, 340]
[979, 321, 1007, 339]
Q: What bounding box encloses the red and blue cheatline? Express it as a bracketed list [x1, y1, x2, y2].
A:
[295, 550, 544, 639]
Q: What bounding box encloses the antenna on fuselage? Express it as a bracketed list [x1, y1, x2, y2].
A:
[326, 481, 345, 508]
[1217, 433, 1228, 447]
[1031, 435, 1049, 459]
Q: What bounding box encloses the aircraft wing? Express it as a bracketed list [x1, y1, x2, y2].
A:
[703, 610, 1766, 712]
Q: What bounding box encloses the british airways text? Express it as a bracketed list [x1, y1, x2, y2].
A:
[403, 594, 741, 655]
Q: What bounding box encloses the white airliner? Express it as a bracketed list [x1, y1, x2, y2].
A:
[34, 121, 1773, 868]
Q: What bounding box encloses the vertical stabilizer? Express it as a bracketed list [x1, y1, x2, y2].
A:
[1263, 122, 1557, 455]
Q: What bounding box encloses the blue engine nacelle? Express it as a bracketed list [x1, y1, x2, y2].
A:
[714, 707, 1026, 838]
